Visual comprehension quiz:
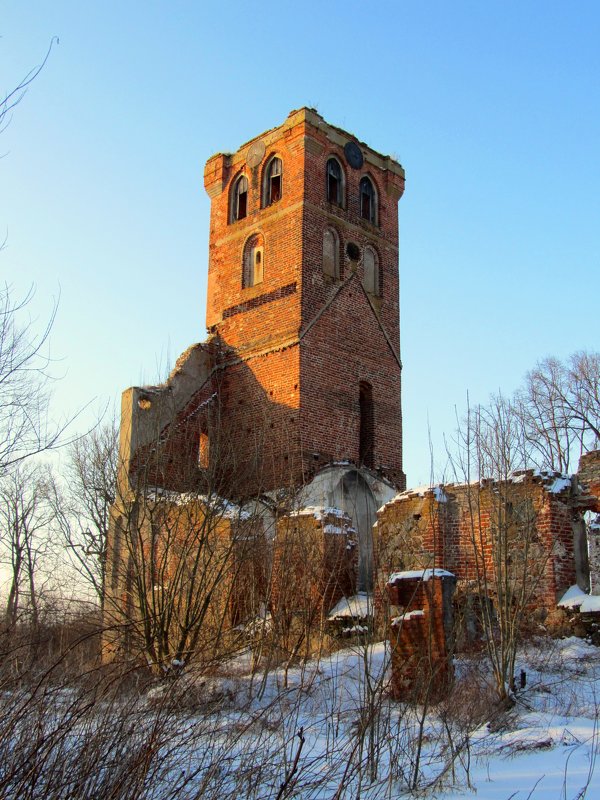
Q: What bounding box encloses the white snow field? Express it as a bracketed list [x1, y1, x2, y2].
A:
[1, 635, 599, 798]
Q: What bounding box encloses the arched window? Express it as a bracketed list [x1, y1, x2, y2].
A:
[243, 233, 264, 288]
[264, 156, 282, 206]
[362, 246, 380, 296]
[359, 382, 374, 468]
[322, 227, 340, 278]
[359, 176, 377, 224]
[326, 157, 344, 206]
[231, 174, 248, 222]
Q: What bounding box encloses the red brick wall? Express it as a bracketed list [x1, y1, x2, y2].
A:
[270, 510, 358, 626]
[387, 575, 455, 702]
[376, 479, 578, 612]
[129, 111, 406, 498]
[578, 450, 600, 510]
[200, 109, 406, 494]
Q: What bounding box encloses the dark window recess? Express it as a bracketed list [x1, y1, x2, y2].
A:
[359, 176, 376, 223]
[111, 517, 123, 589]
[233, 175, 248, 221]
[346, 241, 360, 261]
[359, 382, 374, 468]
[326, 158, 343, 206]
[266, 157, 282, 205]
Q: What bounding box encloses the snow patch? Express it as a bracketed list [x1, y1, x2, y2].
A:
[328, 593, 371, 620]
[288, 506, 347, 521]
[379, 484, 447, 511]
[391, 609, 425, 623]
[558, 584, 600, 612]
[388, 568, 455, 583]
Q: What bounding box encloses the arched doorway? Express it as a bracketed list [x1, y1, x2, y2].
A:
[330, 469, 377, 592]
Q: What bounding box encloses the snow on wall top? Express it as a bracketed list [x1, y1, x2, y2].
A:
[388, 568, 455, 583]
[288, 506, 349, 522]
[380, 470, 574, 514]
[144, 487, 252, 519]
[378, 485, 447, 512]
[558, 584, 600, 613]
[327, 593, 372, 620]
[391, 609, 425, 624]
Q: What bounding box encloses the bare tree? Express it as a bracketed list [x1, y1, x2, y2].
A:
[48, 417, 118, 606]
[0, 37, 57, 135]
[0, 463, 54, 631]
[0, 284, 82, 476]
[516, 351, 600, 472]
[103, 398, 272, 676]
[449, 394, 549, 702]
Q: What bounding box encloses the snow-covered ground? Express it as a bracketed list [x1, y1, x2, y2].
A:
[2, 635, 599, 798]
[146, 635, 600, 798]
[443, 637, 600, 799]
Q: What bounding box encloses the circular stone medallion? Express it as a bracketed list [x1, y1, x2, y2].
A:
[344, 141, 364, 169]
[247, 140, 266, 168]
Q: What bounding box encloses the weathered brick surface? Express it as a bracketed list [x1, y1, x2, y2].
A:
[376, 476, 579, 613]
[270, 510, 358, 626]
[102, 498, 266, 663]
[129, 109, 406, 498]
[578, 450, 600, 511]
[388, 573, 456, 703]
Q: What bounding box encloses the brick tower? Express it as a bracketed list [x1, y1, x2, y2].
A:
[103, 111, 407, 657]
[201, 108, 406, 494]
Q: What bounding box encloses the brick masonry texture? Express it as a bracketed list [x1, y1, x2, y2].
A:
[387, 574, 456, 702]
[270, 510, 358, 632]
[375, 475, 582, 614]
[149, 107, 408, 497]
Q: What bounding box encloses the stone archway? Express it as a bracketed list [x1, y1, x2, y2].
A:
[330, 469, 377, 592]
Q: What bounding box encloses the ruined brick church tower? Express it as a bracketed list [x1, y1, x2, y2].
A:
[118, 108, 406, 502]
[109, 110, 405, 604]
[201, 107, 406, 491]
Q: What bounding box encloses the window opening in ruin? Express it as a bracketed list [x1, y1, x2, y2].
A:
[265, 157, 282, 205]
[322, 227, 340, 278]
[111, 516, 123, 590]
[346, 241, 360, 262]
[362, 246, 380, 296]
[326, 157, 343, 206]
[232, 175, 248, 222]
[359, 381, 374, 469]
[243, 235, 264, 287]
[198, 431, 209, 469]
[359, 176, 376, 223]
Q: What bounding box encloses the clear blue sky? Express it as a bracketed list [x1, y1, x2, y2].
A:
[1, 1, 598, 486]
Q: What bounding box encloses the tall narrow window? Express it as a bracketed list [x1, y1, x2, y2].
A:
[326, 157, 344, 206]
[231, 175, 248, 222]
[243, 233, 264, 287]
[362, 246, 380, 296]
[198, 431, 209, 469]
[322, 227, 340, 278]
[264, 157, 282, 206]
[359, 382, 374, 468]
[111, 517, 123, 590]
[359, 176, 377, 223]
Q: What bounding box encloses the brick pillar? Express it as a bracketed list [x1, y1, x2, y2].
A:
[387, 570, 456, 703]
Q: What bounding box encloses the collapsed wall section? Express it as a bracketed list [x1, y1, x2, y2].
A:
[375, 474, 583, 613]
[102, 496, 266, 665]
[269, 507, 358, 632]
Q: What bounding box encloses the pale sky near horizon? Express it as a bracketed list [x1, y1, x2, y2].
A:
[1, 1, 599, 487]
